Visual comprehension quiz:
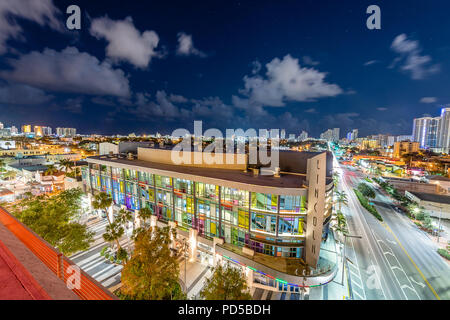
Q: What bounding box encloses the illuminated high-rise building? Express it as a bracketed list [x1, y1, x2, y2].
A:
[412, 116, 440, 149]
[22, 125, 32, 133]
[437, 108, 450, 153]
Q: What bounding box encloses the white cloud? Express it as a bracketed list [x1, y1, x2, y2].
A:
[390, 34, 440, 80]
[0, 0, 63, 54]
[0, 47, 130, 97]
[364, 60, 378, 66]
[302, 56, 319, 66]
[377, 107, 388, 111]
[239, 54, 342, 107]
[305, 108, 317, 113]
[169, 94, 188, 103]
[90, 16, 161, 69]
[420, 97, 437, 104]
[176, 32, 206, 57]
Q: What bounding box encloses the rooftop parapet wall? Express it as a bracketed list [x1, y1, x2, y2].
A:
[137, 147, 248, 170]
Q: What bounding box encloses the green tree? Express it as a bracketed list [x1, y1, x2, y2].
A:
[332, 172, 340, 188]
[0, 159, 5, 171]
[91, 192, 124, 253]
[138, 207, 153, 226]
[117, 208, 134, 253]
[423, 213, 434, 230]
[200, 264, 252, 300]
[120, 226, 184, 300]
[334, 211, 348, 236]
[334, 191, 348, 212]
[57, 159, 73, 173]
[12, 188, 94, 255]
[103, 221, 126, 261]
[91, 192, 113, 223]
[357, 183, 376, 199]
[44, 164, 58, 176]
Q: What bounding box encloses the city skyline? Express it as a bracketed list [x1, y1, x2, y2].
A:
[1, 1, 450, 136]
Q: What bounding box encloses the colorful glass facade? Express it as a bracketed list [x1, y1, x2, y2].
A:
[82, 163, 332, 259]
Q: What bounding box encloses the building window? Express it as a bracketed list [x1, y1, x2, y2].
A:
[251, 212, 276, 235]
[279, 195, 305, 213]
[278, 216, 304, 236]
[251, 193, 278, 212]
[221, 187, 249, 208]
[173, 178, 193, 194]
[196, 182, 219, 201]
[155, 175, 172, 189]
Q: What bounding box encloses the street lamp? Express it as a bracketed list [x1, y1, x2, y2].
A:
[341, 233, 362, 285]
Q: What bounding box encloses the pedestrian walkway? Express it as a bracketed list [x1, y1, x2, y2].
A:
[69, 218, 126, 289]
[178, 256, 213, 299]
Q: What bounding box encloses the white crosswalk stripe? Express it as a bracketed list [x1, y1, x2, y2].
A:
[68, 218, 125, 288]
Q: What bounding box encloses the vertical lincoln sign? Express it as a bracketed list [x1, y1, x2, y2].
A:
[305, 152, 326, 268]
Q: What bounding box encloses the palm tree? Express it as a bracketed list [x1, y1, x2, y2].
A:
[57, 159, 73, 173]
[138, 207, 153, 226]
[91, 192, 123, 253]
[91, 192, 113, 224]
[332, 172, 340, 188]
[44, 164, 58, 176]
[334, 211, 348, 236]
[117, 208, 134, 252]
[334, 191, 348, 212]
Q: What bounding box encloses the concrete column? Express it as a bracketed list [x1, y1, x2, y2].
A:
[189, 228, 198, 261]
[266, 215, 271, 232]
[168, 221, 177, 249]
[134, 209, 140, 229]
[213, 237, 224, 266]
[150, 215, 157, 228]
[87, 193, 93, 211]
[245, 267, 253, 289]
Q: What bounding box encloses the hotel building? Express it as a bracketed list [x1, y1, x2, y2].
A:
[82, 147, 337, 291]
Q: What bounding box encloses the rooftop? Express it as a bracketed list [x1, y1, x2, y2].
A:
[0, 188, 13, 196]
[0, 213, 78, 300]
[408, 191, 450, 205]
[87, 150, 333, 190]
[426, 175, 450, 182]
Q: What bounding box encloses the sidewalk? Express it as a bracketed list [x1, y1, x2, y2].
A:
[178, 257, 212, 299]
[309, 242, 350, 300]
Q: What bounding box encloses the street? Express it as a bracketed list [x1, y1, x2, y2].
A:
[337, 163, 450, 300]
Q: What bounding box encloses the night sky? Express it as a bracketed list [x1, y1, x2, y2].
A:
[1, 0, 450, 137]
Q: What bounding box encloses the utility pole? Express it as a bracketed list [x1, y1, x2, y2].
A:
[341, 234, 362, 285]
[437, 206, 442, 244]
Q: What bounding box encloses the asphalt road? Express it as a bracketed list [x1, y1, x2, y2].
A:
[336, 163, 450, 300]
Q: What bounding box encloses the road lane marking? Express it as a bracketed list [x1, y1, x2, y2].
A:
[409, 277, 425, 288]
[372, 231, 420, 300]
[384, 223, 441, 300]
[386, 239, 397, 245]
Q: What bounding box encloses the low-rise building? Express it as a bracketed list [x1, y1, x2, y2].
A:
[405, 191, 450, 220]
[393, 141, 419, 158]
[82, 147, 338, 292]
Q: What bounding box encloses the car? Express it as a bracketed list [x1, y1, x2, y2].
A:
[393, 206, 403, 213]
